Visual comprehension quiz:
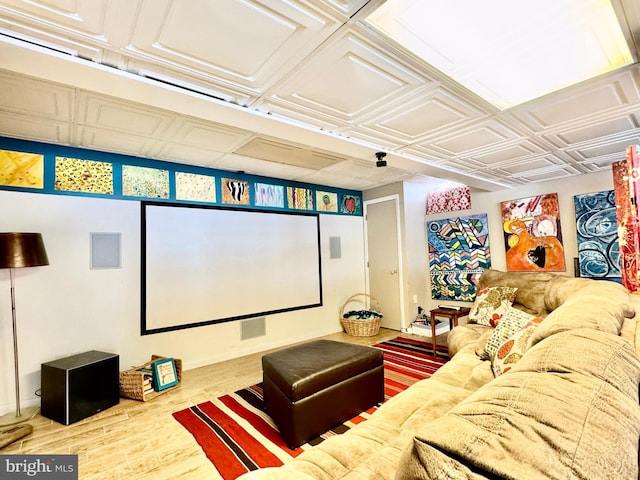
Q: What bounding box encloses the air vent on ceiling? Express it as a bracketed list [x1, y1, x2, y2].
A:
[234, 137, 346, 169]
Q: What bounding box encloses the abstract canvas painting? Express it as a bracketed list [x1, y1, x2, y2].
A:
[55, 156, 114, 194]
[340, 194, 361, 215]
[501, 193, 566, 272]
[316, 191, 338, 212]
[612, 146, 640, 292]
[427, 213, 491, 301]
[426, 184, 471, 214]
[287, 187, 313, 210]
[573, 190, 620, 280]
[175, 172, 216, 202]
[255, 183, 284, 208]
[0, 149, 44, 189]
[122, 165, 169, 198]
[222, 178, 250, 205]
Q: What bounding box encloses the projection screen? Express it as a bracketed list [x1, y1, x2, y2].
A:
[141, 202, 322, 334]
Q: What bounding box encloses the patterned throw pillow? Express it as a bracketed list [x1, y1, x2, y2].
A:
[491, 316, 543, 377]
[481, 306, 535, 360]
[469, 286, 518, 327]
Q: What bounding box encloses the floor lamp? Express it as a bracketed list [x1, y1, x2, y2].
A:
[0, 233, 49, 425]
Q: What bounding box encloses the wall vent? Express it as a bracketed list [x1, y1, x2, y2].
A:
[241, 317, 266, 340]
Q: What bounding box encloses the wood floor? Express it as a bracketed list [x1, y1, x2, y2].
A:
[0, 328, 439, 479]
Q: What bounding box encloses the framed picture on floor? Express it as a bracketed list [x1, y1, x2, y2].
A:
[152, 357, 178, 391]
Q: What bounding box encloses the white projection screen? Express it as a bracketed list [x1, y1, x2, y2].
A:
[141, 202, 322, 334]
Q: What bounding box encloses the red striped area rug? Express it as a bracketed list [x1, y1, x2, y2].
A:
[172, 336, 448, 480]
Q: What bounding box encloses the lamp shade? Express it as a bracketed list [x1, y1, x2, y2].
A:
[0, 233, 49, 269]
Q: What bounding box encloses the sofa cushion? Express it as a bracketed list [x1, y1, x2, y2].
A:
[490, 316, 542, 376]
[477, 269, 555, 315]
[469, 286, 517, 327]
[481, 306, 535, 360]
[395, 329, 640, 480]
[543, 274, 594, 312]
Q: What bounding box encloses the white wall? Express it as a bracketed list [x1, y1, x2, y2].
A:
[0, 190, 366, 414]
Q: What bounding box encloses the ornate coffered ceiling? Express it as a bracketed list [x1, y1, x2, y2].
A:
[0, 0, 639, 191]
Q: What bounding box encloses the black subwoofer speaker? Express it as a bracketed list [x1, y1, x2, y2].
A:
[41, 350, 119, 425]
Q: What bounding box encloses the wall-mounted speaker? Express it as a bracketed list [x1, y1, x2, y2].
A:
[90, 232, 121, 269]
[329, 236, 342, 259]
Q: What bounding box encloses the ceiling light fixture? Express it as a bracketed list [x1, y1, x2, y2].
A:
[366, 0, 634, 110]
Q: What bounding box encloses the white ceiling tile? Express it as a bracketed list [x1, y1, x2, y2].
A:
[498, 157, 563, 174]
[424, 121, 521, 155]
[126, 0, 342, 94]
[266, 29, 429, 122]
[511, 67, 640, 132]
[572, 136, 640, 160]
[360, 88, 484, 142]
[0, 111, 70, 143]
[469, 141, 545, 165]
[0, 70, 73, 120]
[548, 115, 639, 146]
[76, 126, 155, 157]
[153, 143, 225, 168]
[163, 119, 251, 152]
[517, 166, 582, 183]
[78, 92, 173, 137]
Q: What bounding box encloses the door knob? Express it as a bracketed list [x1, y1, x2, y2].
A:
[390, 269, 398, 275]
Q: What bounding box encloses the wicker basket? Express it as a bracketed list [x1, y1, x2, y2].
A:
[340, 293, 383, 336]
[119, 354, 183, 401]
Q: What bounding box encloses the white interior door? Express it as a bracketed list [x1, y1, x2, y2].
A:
[365, 196, 404, 330]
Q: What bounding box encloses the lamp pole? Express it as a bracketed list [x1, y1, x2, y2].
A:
[9, 267, 21, 418]
[0, 233, 49, 425]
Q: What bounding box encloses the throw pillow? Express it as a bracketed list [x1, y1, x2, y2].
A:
[469, 286, 518, 327]
[481, 306, 534, 360]
[491, 316, 543, 376]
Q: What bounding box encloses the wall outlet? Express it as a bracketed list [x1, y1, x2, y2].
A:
[413, 294, 418, 303]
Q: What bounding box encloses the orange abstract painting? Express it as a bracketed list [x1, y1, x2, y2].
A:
[501, 193, 566, 272]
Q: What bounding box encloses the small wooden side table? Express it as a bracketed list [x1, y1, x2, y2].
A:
[429, 307, 471, 356]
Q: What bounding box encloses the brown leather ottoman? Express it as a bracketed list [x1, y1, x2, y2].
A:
[262, 339, 384, 449]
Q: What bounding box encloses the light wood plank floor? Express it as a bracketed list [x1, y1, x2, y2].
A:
[0, 328, 441, 479]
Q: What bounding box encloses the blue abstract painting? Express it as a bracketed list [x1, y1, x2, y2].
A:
[573, 190, 621, 280]
[427, 213, 491, 301]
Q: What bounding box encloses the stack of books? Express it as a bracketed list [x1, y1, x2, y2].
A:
[139, 366, 155, 394]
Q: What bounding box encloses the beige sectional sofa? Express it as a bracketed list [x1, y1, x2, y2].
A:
[239, 270, 640, 480]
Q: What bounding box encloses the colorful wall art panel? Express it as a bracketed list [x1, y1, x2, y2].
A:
[426, 184, 471, 214]
[55, 156, 114, 194]
[175, 172, 216, 202]
[612, 146, 640, 292]
[0, 136, 363, 217]
[427, 213, 491, 301]
[222, 178, 250, 205]
[122, 165, 169, 198]
[501, 193, 566, 272]
[254, 183, 284, 208]
[287, 186, 313, 210]
[0, 149, 44, 189]
[340, 194, 361, 215]
[573, 190, 620, 280]
[316, 191, 338, 212]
